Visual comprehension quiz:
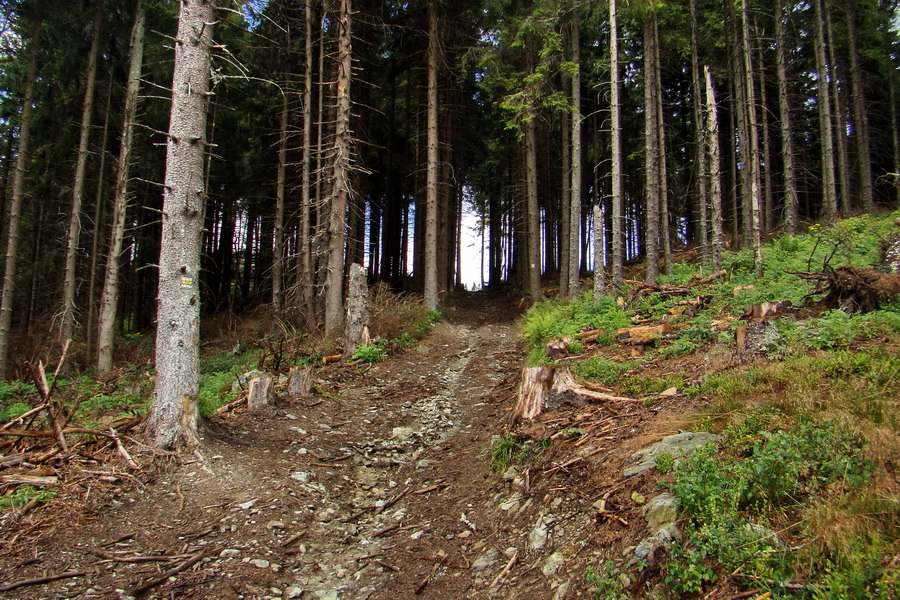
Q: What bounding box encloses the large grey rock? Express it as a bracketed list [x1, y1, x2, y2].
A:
[643, 493, 678, 532]
[624, 432, 720, 477]
[528, 517, 549, 550]
[231, 370, 272, 394]
[541, 551, 566, 578]
[471, 548, 500, 572]
[634, 524, 682, 564]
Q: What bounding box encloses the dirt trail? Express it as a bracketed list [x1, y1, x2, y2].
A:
[2, 292, 691, 600]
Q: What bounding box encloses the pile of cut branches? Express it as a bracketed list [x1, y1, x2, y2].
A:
[0, 347, 151, 549]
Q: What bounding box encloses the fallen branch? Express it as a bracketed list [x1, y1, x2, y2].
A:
[126, 547, 211, 597]
[415, 552, 447, 595]
[0, 570, 86, 593]
[372, 523, 400, 538]
[108, 427, 140, 470]
[490, 550, 518, 589]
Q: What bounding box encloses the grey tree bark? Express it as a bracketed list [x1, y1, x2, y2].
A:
[423, 0, 440, 310]
[774, 0, 798, 234]
[343, 262, 368, 360]
[846, 3, 873, 212]
[0, 20, 42, 380]
[690, 0, 709, 264]
[813, 0, 838, 219]
[644, 11, 660, 284]
[97, 1, 145, 375]
[324, 0, 353, 337]
[739, 0, 763, 275]
[272, 70, 289, 319]
[566, 4, 582, 297]
[148, 0, 215, 449]
[609, 0, 623, 286]
[525, 110, 542, 305]
[61, 4, 103, 357]
[705, 66, 725, 271]
[85, 79, 113, 360]
[299, 1, 314, 323]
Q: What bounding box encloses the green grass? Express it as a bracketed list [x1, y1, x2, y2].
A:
[0, 485, 56, 511]
[489, 434, 550, 473]
[571, 357, 634, 385]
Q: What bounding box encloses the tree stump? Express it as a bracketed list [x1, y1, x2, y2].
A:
[734, 321, 780, 363]
[513, 366, 638, 423]
[343, 263, 370, 360]
[248, 377, 273, 410]
[287, 367, 314, 400]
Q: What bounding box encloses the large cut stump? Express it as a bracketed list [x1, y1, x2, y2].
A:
[343, 263, 370, 360]
[287, 367, 314, 400]
[513, 366, 637, 423]
[248, 376, 273, 410]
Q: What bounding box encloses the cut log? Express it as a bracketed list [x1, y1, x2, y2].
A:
[287, 367, 314, 400]
[616, 323, 672, 346]
[0, 474, 58, 486]
[689, 269, 727, 285]
[247, 377, 273, 410]
[513, 366, 638, 423]
[743, 300, 795, 322]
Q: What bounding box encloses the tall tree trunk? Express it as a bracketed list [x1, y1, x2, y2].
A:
[813, 0, 838, 219]
[610, 0, 623, 286]
[774, 0, 798, 233]
[559, 109, 570, 296]
[61, 4, 103, 356]
[423, 0, 440, 309]
[756, 40, 774, 235]
[690, 0, 709, 265]
[846, 3, 873, 212]
[324, 0, 352, 336]
[97, 1, 145, 375]
[148, 0, 215, 449]
[740, 0, 763, 275]
[0, 20, 42, 380]
[86, 79, 113, 360]
[567, 3, 581, 296]
[300, 1, 314, 324]
[705, 66, 725, 271]
[525, 107, 542, 305]
[824, 7, 850, 215]
[644, 12, 660, 284]
[273, 70, 289, 318]
[657, 33, 672, 277]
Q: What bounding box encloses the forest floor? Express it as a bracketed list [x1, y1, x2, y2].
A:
[0, 291, 712, 600]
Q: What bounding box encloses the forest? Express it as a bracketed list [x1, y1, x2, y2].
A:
[0, 0, 898, 446]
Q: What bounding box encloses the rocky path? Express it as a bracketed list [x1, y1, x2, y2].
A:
[3, 292, 691, 600]
[1, 295, 545, 599]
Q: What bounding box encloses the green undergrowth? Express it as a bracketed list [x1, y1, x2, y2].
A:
[522, 292, 630, 364]
[662, 418, 897, 599]
[489, 434, 551, 473]
[0, 485, 56, 511]
[524, 213, 900, 599]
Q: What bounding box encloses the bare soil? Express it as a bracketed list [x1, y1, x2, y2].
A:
[0, 292, 699, 600]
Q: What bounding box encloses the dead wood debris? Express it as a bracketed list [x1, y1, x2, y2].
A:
[792, 265, 900, 313]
